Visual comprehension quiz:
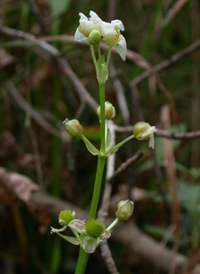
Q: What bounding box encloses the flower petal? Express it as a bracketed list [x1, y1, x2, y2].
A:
[117, 35, 127, 61]
[101, 22, 118, 47]
[100, 230, 111, 241]
[74, 28, 87, 42]
[82, 236, 98, 253]
[68, 219, 85, 234]
[50, 226, 67, 234]
[89, 11, 102, 24]
[111, 19, 125, 31]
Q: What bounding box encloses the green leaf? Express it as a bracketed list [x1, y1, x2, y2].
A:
[81, 135, 100, 156]
[55, 233, 80, 245]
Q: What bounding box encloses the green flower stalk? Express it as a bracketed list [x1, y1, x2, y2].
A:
[50, 9, 157, 274]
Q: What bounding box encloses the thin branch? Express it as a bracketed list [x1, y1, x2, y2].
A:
[131, 39, 200, 86]
[4, 81, 65, 140]
[108, 150, 144, 184]
[0, 24, 98, 112]
[26, 0, 48, 35]
[114, 125, 200, 140]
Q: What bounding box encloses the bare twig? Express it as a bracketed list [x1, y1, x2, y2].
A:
[131, 39, 200, 86]
[184, 239, 200, 274]
[161, 105, 180, 274]
[113, 125, 200, 140]
[0, 24, 98, 112]
[110, 62, 130, 126]
[4, 81, 65, 140]
[108, 150, 144, 184]
[26, 0, 48, 34]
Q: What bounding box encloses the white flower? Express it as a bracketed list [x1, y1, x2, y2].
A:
[75, 11, 102, 42]
[101, 19, 127, 60]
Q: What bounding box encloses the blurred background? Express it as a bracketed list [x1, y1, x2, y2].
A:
[0, 0, 200, 273]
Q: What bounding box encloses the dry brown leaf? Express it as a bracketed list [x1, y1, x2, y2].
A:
[0, 167, 39, 202]
[0, 49, 15, 67]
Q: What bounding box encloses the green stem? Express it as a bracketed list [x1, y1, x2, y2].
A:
[89, 156, 106, 219]
[71, 229, 82, 245]
[106, 46, 112, 67]
[75, 247, 89, 274]
[90, 45, 98, 73]
[74, 156, 106, 274]
[105, 135, 134, 156]
[107, 218, 119, 231]
[99, 83, 106, 153]
[98, 44, 101, 58]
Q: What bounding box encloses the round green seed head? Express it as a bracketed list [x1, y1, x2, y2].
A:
[85, 219, 105, 238]
[59, 210, 75, 226]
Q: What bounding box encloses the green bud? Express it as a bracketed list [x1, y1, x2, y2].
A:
[85, 219, 105, 239]
[116, 199, 134, 221]
[97, 101, 116, 120]
[133, 122, 151, 140]
[63, 119, 83, 137]
[97, 55, 108, 84]
[88, 30, 101, 45]
[59, 210, 76, 226]
[133, 122, 157, 149]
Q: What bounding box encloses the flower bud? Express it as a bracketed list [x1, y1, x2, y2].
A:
[88, 30, 101, 45]
[59, 210, 76, 226]
[97, 101, 116, 120]
[115, 199, 134, 221]
[63, 119, 83, 137]
[85, 219, 105, 239]
[133, 122, 157, 149]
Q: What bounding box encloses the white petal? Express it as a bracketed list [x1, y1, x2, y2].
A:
[74, 28, 87, 42]
[149, 134, 154, 149]
[100, 230, 111, 241]
[50, 226, 67, 234]
[82, 236, 98, 253]
[117, 35, 127, 61]
[89, 10, 102, 24]
[79, 12, 88, 21]
[111, 19, 125, 31]
[101, 21, 118, 46]
[68, 219, 85, 234]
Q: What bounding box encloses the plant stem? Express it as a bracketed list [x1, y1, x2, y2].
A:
[99, 83, 106, 153]
[89, 156, 106, 218]
[90, 45, 98, 73]
[98, 44, 101, 58]
[74, 155, 106, 274]
[107, 218, 119, 231]
[106, 46, 112, 67]
[75, 247, 89, 274]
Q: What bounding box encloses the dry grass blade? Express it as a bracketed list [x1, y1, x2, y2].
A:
[164, 0, 189, 26]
